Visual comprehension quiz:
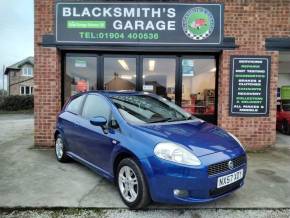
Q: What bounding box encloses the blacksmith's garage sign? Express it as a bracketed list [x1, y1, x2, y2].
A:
[55, 2, 224, 45]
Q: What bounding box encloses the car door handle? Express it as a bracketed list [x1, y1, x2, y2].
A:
[112, 139, 119, 145]
[74, 121, 80, 127]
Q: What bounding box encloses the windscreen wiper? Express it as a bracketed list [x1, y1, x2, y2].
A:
[148, 118, 172, 123]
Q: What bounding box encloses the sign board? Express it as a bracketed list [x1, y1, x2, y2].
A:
[182, 59, 194, 76]
[74, 59, 87, 68]
[55, 2, 224, 45]
[143, 85, 154, 91]
[281, 86, 290, 100]
[229, 56, 271, 116]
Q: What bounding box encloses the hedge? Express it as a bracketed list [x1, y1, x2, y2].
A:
[0, 95, 34, 111]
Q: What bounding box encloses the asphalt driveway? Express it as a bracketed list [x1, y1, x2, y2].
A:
[0, 113, 290, 209]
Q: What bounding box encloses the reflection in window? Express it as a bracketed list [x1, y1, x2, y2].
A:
[65, 55, 97, 101]
[143, 58, 176, 102]
[66, 95, 86, 115]
[104, 57, 136, 91]
[82, 95, 111, 119]
[181, 58, 216, 120]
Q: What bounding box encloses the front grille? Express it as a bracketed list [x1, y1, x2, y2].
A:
[208, 155, 246, 176]
[209, 180, 242, 197]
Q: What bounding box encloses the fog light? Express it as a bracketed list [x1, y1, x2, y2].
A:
[173, 189, 189, 198]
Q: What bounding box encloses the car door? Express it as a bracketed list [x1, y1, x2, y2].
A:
[78, 94, 117, 172]
[61, 94, 86, 157]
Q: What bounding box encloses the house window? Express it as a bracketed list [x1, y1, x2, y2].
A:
[22, 67, 33, 77]
[20, 85, 33, 95]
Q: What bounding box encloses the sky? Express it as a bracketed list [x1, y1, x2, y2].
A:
[0, 0, 34, 90]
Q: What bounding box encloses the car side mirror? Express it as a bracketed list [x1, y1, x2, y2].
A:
[90, 116, 107, 127]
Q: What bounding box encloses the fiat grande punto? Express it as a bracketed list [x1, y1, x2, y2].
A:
[54, 91, 247, 209]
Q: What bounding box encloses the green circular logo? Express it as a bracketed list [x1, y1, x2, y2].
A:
[182, 7, 215, 40]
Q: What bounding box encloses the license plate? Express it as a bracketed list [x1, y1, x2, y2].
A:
[217, 169, 243, 188]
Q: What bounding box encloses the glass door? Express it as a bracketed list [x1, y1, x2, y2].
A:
[104, 57, 137, 91]
[142, 57, 176, 102]
[181, 56, 217, 123]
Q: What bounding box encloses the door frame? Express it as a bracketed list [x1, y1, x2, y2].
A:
[179, 55, 219, 123]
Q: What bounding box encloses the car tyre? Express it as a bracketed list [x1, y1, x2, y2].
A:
[55, 134, 70, 162]
[281, 120, 289, 135]
[117, 158, 151, 209]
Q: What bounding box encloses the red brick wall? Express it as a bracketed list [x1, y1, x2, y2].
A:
[217, 0, 290, 150]
[218, 50, 279, 150]
[34, 0, 61, 147]
[34, 0, 290, 149]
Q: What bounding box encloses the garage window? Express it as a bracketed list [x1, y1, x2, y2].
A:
[65, 55, 97, 102]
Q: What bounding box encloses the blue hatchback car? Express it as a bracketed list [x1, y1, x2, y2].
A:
[55, 91, 247, 209]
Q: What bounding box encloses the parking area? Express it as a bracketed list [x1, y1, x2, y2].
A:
[0, 114, 290, 209]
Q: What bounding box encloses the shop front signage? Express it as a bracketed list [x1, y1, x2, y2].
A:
[229, 56, 271, 116]
[55, 2, 224, 45]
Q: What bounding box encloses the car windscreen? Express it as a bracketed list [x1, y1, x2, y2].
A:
[110, 94, 193, 124]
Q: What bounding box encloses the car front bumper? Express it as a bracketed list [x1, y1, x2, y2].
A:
[140, 147, 247, 204]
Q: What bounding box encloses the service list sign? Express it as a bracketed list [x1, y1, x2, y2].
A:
[55, 2, 223, 45]
[229, 56, 271, 116]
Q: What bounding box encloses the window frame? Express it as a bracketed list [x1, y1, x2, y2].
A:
[20, 86, 25, 95]
[19, 85, 33, 95]
[61, 51, 219, 124]
[22, 66, 33, 77]
[180, 55, 218, 123]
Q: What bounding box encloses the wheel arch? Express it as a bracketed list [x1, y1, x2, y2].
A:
[54, 130, 61, 140]
[113, 151, 138, 181]
[113, 150, 151, 186]
[113, 149, 153, 204]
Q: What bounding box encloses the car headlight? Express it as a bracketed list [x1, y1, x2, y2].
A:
[154, 142, 201, 166]
[228, 132, 245, 151]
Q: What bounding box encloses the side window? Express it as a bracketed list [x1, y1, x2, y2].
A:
[109, 115, 120, 130]
[66, 95, 85, 115]
[82, 95, 111, 120]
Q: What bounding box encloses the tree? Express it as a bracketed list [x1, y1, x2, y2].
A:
[0, 89, 8, 96]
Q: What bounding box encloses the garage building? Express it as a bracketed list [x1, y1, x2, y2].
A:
[34, 0, 290, 150]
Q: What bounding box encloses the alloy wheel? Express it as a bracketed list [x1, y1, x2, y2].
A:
[118, 166, 139, 202]
[55, 137, 64, 159]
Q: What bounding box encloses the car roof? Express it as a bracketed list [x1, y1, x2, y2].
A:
[79, 90, 149, 97]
